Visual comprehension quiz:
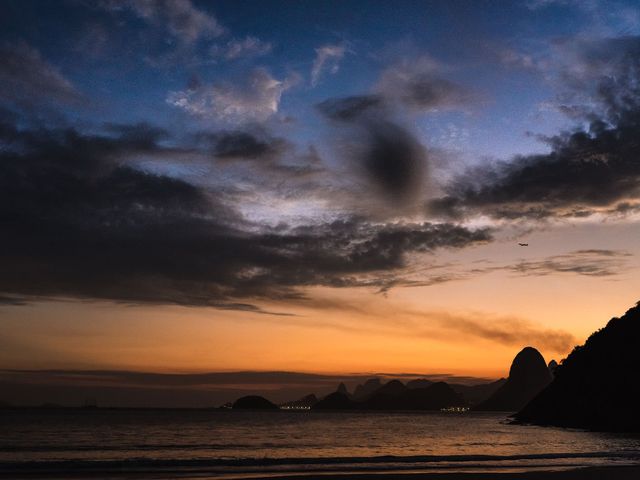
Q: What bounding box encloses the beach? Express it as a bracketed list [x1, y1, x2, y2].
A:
[2, 465, 640, 479]
[244, 467, 640, 480]
[241, 467, 640, 480]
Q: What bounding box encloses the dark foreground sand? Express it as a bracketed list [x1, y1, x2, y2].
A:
[2, 466, 640, 480]
[252, 466, 640, 480]
[237, 466, 640, 480]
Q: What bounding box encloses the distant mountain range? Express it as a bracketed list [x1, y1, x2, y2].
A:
[515, 301, 640, 432]
[229, 347, 558, 411]
[280, 394, 317, 409]
[314, 380, 467, 410]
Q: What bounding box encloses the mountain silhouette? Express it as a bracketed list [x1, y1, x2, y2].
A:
[353, 378, 382, 400]
[475, 347, 552, 411]
[406, 378, 433, 389]
[280, 394, 318, 409]
[363, 382, 466, 410]
[367, 379, 406, 397]
[232, 395, 278, 410]
[548, 359, 558, 377]
[336, 382, 350, 397]
[359, 380, 409, 408]
[314, 380, 466, 410]
[313, 392, 356, 409]
[516, 301, 640, 431]
[403, 382, 467, 410]
[450, 378, 507, 406]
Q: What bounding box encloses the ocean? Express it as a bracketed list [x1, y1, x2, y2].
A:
[2, 409, 640, 477]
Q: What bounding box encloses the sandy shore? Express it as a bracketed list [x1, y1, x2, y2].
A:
[233, 466, 640, 480]
[2, 466, 640, 479]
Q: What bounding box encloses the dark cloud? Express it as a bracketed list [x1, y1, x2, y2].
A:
[428, 118, 640, 220]
[202, 130, 288, 160]
[428, 36, 640, 220]
[0, 121, 490, 310]
[315, 59, 475, 205]
[362, 121, 426, 199]
[104, 123, 170, 149]
[316, 95, 384, 121]
[509, 249, 632, 278]
[317, 96, 427, 202]
[316, 65, 473, 120]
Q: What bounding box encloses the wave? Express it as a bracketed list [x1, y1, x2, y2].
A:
[0, 443, 257, 453]
[1, 450, 639, 471]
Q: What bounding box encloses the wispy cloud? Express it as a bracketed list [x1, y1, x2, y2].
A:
[167, 68, 299, 123]
[101, 0, 225, 43]
[276, 297, 577, 354]
[375, 56, 477, 112]
[311, 44, 347, 86]
[210, 36, 272, 60]
[510, 250, 633, 277]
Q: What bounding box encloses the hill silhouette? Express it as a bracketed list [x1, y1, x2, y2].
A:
[353, 378, 382, 400]
[232, 395, 278, 410]
[516, 301, 640, 432]
[363, 382, 466, 410]
[313, 380, 466, 410]
[336, 382, 350, 396]
[313, 391, 356, 409]
[450, 378, 506, 405]
[365, 379, 406, 398]
[406, 378, 433, 389]
[280, 394, 318, 409]
[475, 347, 552, 412]
[358, 380, 409, 409]
[351, 377, 502, 406]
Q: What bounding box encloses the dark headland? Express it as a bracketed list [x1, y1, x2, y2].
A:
[475, 346, 552, 411]
[232, 395, 279, 410]
[515, 301, 640, 431]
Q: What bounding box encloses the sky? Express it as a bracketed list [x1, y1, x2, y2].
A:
[1, 0, 640, 406]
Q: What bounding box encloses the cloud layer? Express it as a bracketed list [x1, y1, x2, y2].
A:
[0, 119, 490, 310]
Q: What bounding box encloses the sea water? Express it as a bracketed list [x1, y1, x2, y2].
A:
[2, 409, 640, 476]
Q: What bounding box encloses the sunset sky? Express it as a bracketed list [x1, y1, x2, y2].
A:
[1, 0, 640, 406]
